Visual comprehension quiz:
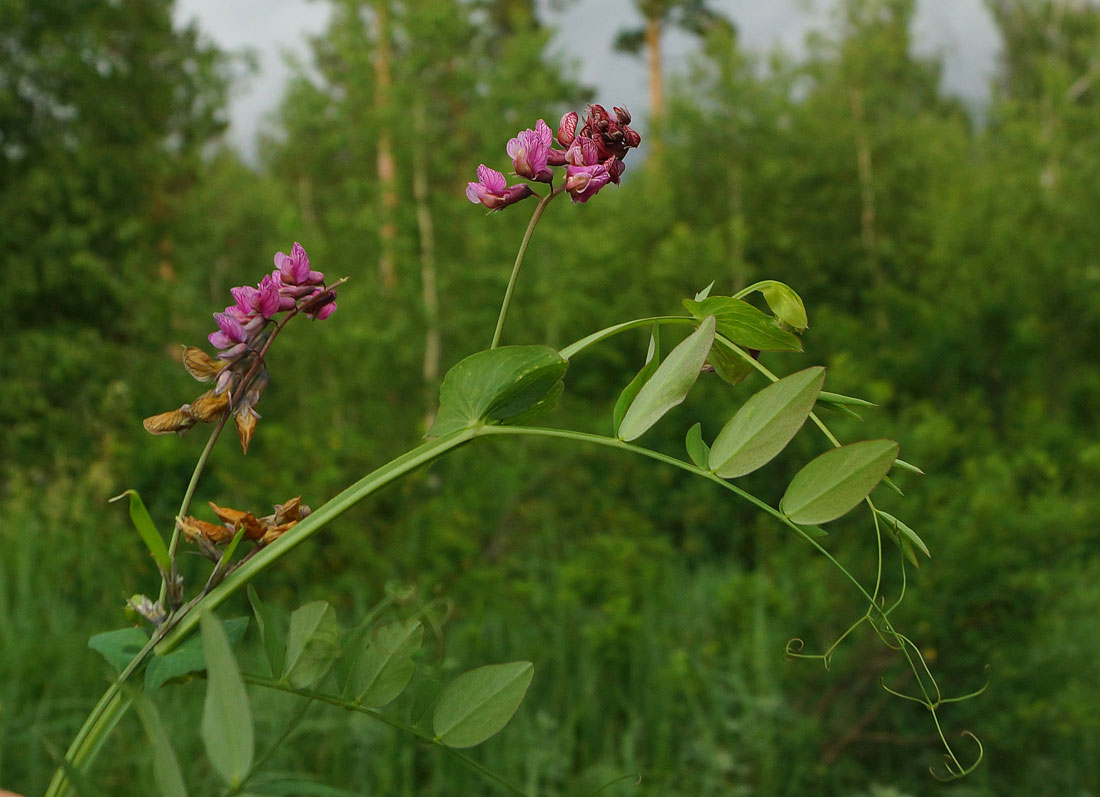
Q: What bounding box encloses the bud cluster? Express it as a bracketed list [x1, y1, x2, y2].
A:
[178, 496, 310, 560]
[143, 242, 337, 453]
[466, 104, 641, 210]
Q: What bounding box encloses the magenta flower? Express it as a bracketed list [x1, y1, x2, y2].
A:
[565, 162, 613, 203]
[230, 278, 281, 320]
[466, 164, 535, 210]
[274, 242, 324, 287]
[208, 312, 250, 359]
[506, 119, 554, 183]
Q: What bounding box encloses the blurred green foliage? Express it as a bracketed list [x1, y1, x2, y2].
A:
[3, 0, 1100, 794]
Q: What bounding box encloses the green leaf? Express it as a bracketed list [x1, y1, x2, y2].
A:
[433, 662, 534, 749]
[283, 601, 339, 689]
[780, 440, 900, 525]
[429, 346, 569, 436]
[503, 379, 564, 427]
[88, 627, 148, 674]
[694, 281, 715, 301]
[893, 458, 925, 476]
[816, 390, 876, 408]
[409, 678, 443, 731]
[344, 619, 423, 708]
[683, 296, 802, 351]
[709, 367, 825, 478]
[109, 489, 171, 574]
[248, 585, 286, 679]
[612, 327, 660, 435]
[618, 315, 716, 442]
[737, 280, 809, 331]
[707, 338, 754, 386]
[133, 692, 188, 797]
[145, 617, 249, 693]
[685, 423, 710, 469]
[876, 509, 931, 559]
[200, 612, 254, 787]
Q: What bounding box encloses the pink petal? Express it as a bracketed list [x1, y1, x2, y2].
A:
[476, 164, 506, 193]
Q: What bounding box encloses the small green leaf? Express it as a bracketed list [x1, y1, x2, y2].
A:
[709, 367, 825, 478]
[283, 601, 339, 689]
[200, 612, 254, 787]
[618, 316, 716, 442]
[685, 423, 710, 469]
[612, 327, 659, 436]
[893, 458, 925, 476]
[109, 489, 171, 574]
[876, 509, 931, 559]
[133, 692, 188, 797]
[683, 296, 802, 351]
[248, 585, 286, 679]
[433, 662, 534, 748]
[737, 280, 809, 331]
[409, 678, 443, 731]
[694, 281, 715, 301]
[707, 338, 754, 386]
[88, 627, 148, 674]
[429, 346, 569, 436]
[816, 390, 876, 408]
[145, 617, 248, 692]
[344, 619, 423, 708]
[780, 440, 899, 525]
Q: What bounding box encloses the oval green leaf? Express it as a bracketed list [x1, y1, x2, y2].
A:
[685, 422, 710, 469]
[707, 338, 754, 386]
[618, 315, 715, 442]
[709, 367, 825, 478]
[780, 440, 900, 525]
[612, 327, 660, 435]
[145, 616, 248, 692]
[737, 280, 809, 331]
[345, 619, 423, 708]
[283, 601, 339, 689]
[200, 612, 253, 787]
[88, 627, 148, 675]
[429, 346, 568, 436]
[247, 585, 286, 679]
[433, 661, 534, 749]
[683, 296, 802, 351]
[133, 692, 188, 797]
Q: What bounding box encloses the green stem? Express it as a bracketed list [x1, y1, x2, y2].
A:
[44, 635, 160, 796]
[558, 315, 695, 361]
[49, 427, 478, 793]
[159, 413, 229, 608]
[155, 426, 479, 654]
[475, 425, 885, 614]
[242, 675, 528, 796]
[490, 185, 565, 349]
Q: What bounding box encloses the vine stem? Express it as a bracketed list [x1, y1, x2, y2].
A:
[241, 675, 528, 796]
[490, 185, 565, 350]
[475, 425, 885, 611]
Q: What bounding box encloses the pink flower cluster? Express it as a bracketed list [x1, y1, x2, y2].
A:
[466, 104, 641, 210]
[144, 242, 337, 453]
[208, 242, 336, 361]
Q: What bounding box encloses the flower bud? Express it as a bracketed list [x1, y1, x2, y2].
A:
[557, 111, 578, 147]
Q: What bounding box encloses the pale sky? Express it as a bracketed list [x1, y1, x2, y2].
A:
[174, 0, 1000, 161]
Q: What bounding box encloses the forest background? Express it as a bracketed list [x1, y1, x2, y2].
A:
[2, 0, 1098, 794]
